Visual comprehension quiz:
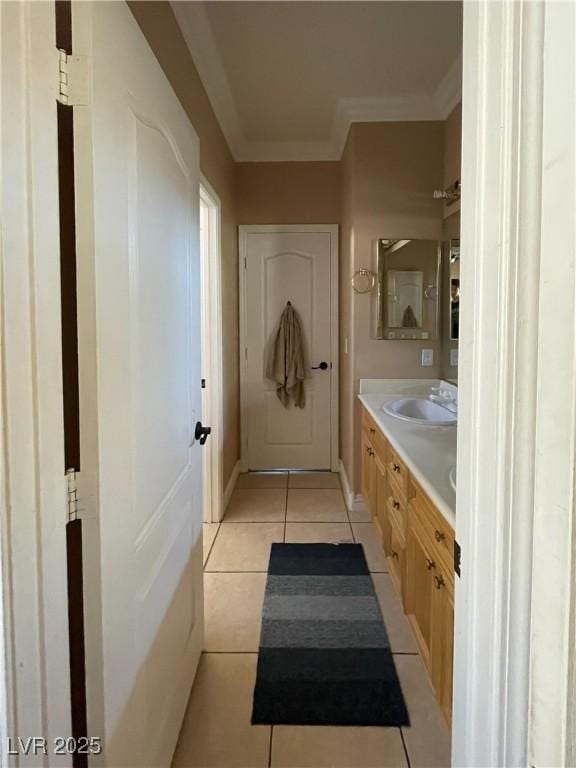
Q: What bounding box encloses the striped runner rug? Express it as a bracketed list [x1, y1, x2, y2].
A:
[251, 542, 409, 726]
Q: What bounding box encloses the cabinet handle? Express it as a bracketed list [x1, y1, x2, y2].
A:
[392, 499, 400, 510]
[433, 574, 445, 590]
[369, 427, 376, 435]
[434, 529, 446, 542]
[391, 550, 399, 560]
[426, 557, 436, 571]
[392, 463, 401, 473]
[368, 448, 375, 457]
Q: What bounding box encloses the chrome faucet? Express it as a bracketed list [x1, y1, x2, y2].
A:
[429, 386, 458, 414]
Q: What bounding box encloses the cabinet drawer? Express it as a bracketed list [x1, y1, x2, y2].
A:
[410, 492, 454, 580]
[387, 444, 408, 496]
[362, 409, 387, 461]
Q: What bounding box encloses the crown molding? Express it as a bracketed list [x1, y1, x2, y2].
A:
[172, 1, 462, 163]
[171, 1, 245, 157]
[434, 52, 463, 118]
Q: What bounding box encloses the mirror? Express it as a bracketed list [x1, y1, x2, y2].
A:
[373, 238, 441, 340]
[449, 240, 460, 340]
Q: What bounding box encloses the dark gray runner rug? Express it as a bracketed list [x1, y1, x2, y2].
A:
[251, 542, 409, 726]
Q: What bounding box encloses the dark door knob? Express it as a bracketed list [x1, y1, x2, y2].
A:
[312, 361, 329, 371]
[195, 421, 212, 446]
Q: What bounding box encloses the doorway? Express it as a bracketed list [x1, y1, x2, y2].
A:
[239, 224, 339, 472]
[199, 179, 224, 524]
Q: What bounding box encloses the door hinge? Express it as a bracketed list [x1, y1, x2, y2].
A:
[66, 467, 79, 523]
[454, 540, 461, 577]
[57, 49, 89, 106]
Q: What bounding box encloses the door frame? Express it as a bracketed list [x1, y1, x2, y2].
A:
[200, 175, 224, 523]
[238, 224, 339, 473]
[454, 1, 576, 766]
[0, 0, 72, 757]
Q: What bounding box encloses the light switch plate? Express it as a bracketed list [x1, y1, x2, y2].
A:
[450, 348, 459, 367]
[421, 349, 434, 367]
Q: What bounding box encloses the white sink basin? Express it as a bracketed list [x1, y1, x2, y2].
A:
[449, 465, 457, 491]
[382, 398, 457, 426]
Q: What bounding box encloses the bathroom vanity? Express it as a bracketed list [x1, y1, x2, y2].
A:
[358, 382, 457, 725]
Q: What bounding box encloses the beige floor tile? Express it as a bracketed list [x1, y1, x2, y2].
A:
[173, 654, 270, 768]
[352, 522, 388, 572]
[204, 572, 266, 652]
[372, 573, 418, 653]
[396, 654, 452, 768]
[236, 471, 288, 490]
[271, 725, 407, 768]
[205, 522, 285, 571]
[224, 489, 286, 522]
[286, 489, 348, 522]
[288, 472, 341, 489]
[348, 507, 373, 523]
[285, 522, 353, 544]
[203, 523, 220, 566]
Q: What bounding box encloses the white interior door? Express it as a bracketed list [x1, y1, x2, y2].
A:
[240, 225, 338, 471]
[73, 4, 204, 766]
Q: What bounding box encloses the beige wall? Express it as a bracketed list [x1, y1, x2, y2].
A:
[339, 121, 445, 490]
[444, 102, 462, 189]
[236, 162, 340, 224]
[129, 2, 240, 487]
[126, 3, 462, 497]
[339, 131, 356, 480]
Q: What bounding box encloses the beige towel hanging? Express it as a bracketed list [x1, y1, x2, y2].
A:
[266, 302, 307, 408]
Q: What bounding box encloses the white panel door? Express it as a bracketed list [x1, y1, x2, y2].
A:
[73, 4, 203, 766]
[240, 226, 338, 470]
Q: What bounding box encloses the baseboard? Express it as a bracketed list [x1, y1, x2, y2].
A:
[223, 460, 240, 515]
[339, 460, 368, 514]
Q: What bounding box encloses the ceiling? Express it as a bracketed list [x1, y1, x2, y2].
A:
[172, 2, 462, 162]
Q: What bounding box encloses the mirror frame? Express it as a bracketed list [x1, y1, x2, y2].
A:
[373, 238, 442, 340]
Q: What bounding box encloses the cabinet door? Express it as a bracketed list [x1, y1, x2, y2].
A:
[431, 570, 454, 726]
[361, 431, 377, 515]
[405, 515, 435, 675]
[388, 523, 406, 603]
[375, 455, 391, 555]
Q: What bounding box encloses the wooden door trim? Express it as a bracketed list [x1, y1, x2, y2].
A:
[238, 224, 339, 472]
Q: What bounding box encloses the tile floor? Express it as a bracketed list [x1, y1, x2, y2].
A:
[173, 471, 451, 768]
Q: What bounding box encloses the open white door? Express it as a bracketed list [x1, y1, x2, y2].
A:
[73, 3, 204, 766]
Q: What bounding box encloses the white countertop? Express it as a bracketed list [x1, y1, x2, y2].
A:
[358, 385, 456, 527]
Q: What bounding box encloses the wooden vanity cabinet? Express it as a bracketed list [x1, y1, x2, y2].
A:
[406, 475, 455, 725]
[360, 404, 455, 726]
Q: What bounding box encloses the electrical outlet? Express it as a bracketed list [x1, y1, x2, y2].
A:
[421, 349, 434, 367]
[450, 348, 459, 367]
